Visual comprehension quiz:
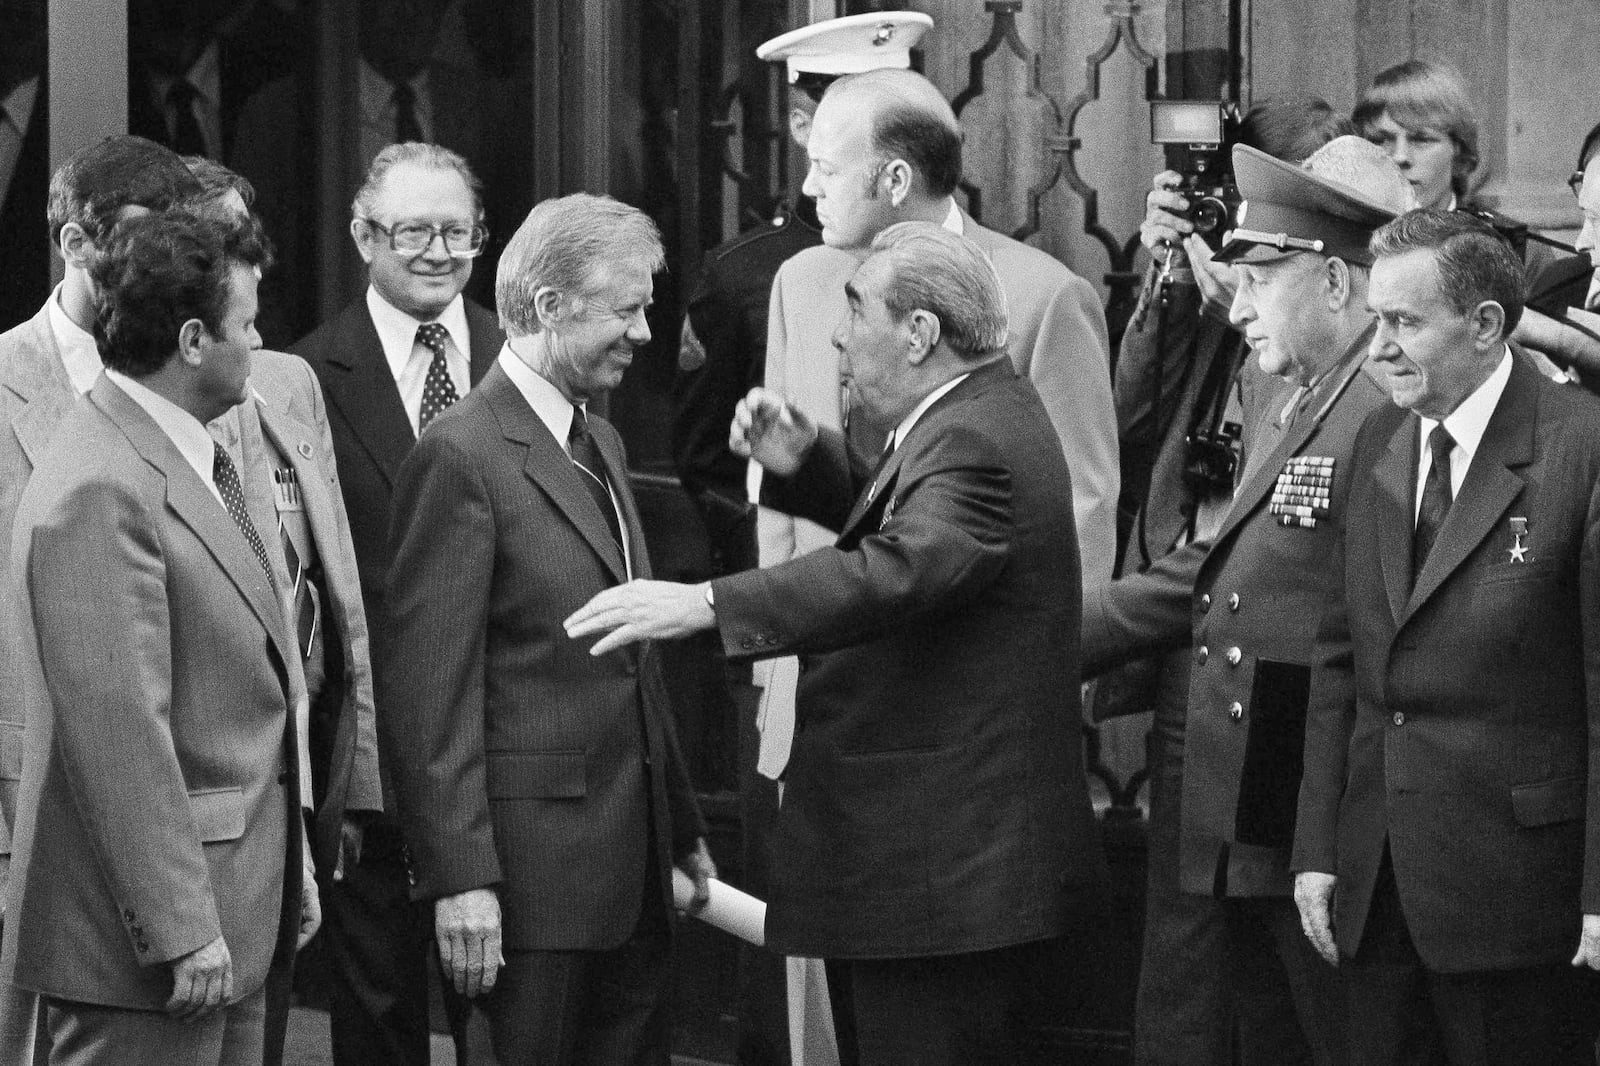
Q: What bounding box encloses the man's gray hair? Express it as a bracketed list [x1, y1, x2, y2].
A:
[351, 142, 483, 220]
[496, 194, 666, 337]
[868, 222, 1008, 359]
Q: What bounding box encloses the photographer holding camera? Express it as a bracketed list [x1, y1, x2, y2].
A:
[1092, 114, 1415, 1066]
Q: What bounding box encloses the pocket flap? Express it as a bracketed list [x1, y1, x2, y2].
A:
[0, 722, 22, 780]
[487, 750, 586, 799]
[1511, 776, 1585, 827]
[188, 787, 246, 843]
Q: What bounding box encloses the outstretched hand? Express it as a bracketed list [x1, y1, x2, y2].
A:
[564, 580, 717, 656]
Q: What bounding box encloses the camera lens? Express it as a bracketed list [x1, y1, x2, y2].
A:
[1191, 197, 1231, 234]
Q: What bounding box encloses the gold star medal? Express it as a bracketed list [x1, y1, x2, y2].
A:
[1508, 516, 1528, 563]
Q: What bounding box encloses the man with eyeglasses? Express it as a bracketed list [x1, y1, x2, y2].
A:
[291, 141, 503, 1066]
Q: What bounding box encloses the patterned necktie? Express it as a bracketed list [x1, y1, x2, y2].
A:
[568, 405, 624, 556]
[1413, 424, 1455, 581]
[214, 442, 275, 583]
[416, 323, 459, 431]
[166, 80, 207, 156]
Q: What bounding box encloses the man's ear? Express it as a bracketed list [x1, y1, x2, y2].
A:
[533, 286, 565, 329]
[788, 106, 813, 149]
[177, 318, 208, 368]
[58, 223, 95, 271]
[1323, 257, 1354, 312]
[1470, 300, 1508, 349]
[905, 309, 940, 364]
[350, 218, 377, 264]
[883, 159, 914, 208]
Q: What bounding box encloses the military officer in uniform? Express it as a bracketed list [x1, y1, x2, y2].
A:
[667, 14, 931, 1066]
[1080, 136, 1415, 1064]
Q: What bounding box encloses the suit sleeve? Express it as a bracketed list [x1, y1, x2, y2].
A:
[378, 432, 502, 900]
[1080, 537, 1207, 676]
[1292, 519, 1357, 877]
[298, 357, 382, 815]
[1025, 272, 1119, 586]
[1114, 269, 1203, 522]
[715, 424, 1011, 659]
[26, 477, 222, 964]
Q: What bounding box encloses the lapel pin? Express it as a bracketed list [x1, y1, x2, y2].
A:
[298, 442, 313, 459]
[1508, 516, 1528, 563]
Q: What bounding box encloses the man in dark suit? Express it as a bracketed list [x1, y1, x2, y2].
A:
[380, 192, 712, 1064]
[1081, 137, 1415, 1065]
[567, 221, 1105, 1065]
[0, 0, 47, 333]
[1294, 209, 1600, 1063]
[291, 142, 502, 1066]
[5, 211, 316, 1065]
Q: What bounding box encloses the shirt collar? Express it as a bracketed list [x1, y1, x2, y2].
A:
[498, 344, 582, 449]
[1420, 344, 1513, 464]
[47, 282, 103, 394]
[940, 199, 963, 235]
[889, 372, 971, 452]
[366, 286, 469, 383]
[103, 369, 221, 499]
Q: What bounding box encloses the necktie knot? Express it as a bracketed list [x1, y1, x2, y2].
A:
[417, 322, 450, 358]
[1428, 424, 1455, 470]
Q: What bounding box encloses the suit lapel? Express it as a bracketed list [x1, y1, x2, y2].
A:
[592, 423, 650, 580]
[3, 306, 78, 469]
[483, 367, 629, 584]
[317, 304, 416, 487]
[251, 384, 342, 575]
[1372, 412, 1415, 625]
[91, 379, 293, 669]
[464, 300, 505, 385]
[1404, 359, 1537, 619]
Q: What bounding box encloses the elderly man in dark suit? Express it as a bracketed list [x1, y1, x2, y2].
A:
[5, 211, 316, 1066]
[567, 221, 1105, 1065]
[1295, 209, 1600, 1063]
[380, 193, 712, 1065]
[290, 141, 501, 1066]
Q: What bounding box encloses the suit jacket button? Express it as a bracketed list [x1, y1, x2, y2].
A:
[1228, 593, 1240, 611]
[1228, 701, 1243, 721]
[1199, 593, 1211, 612]
[1195, 646, 1209, 665]
[1226, 647, 1242, 667]
[1393, 711, 1405, 726]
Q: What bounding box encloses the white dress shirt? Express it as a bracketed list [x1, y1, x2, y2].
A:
[499, 346, 633, 578]
[1414, 345, 1513, 521]
[105, 370, 223, 505]
[47, 284, 104, 395]
[366, 287, 471, 437]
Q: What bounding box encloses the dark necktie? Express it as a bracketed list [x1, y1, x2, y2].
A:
[1412, 424, 1455, 581]
[166, 80, 207, 156]
[866, 436, 897, 501]
[214, 443, 275, 583]
[416, 323, 459, 431]
[568, 405, 625, 557]
[394, 81, 423, 143]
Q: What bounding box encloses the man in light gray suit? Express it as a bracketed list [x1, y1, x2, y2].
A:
[6, 211, 318, 1065]
[0, 134, 202, 1066]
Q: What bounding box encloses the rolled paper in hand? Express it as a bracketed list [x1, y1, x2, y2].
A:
[672, 869, 767, 946]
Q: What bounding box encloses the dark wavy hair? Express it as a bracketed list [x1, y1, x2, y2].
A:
[91, 212, 271, 378]
[45, 135, 201, 247]
[1369, 208, 1524, 334]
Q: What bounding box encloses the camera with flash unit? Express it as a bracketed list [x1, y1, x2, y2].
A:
[1150, 100, 1243, 248]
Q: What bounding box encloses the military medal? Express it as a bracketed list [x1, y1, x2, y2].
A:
[1508, 516, 1528, 563]
[1269, 455, 1335, 529]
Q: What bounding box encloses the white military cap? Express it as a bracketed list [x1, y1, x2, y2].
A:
[756, 11, 934, 82]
